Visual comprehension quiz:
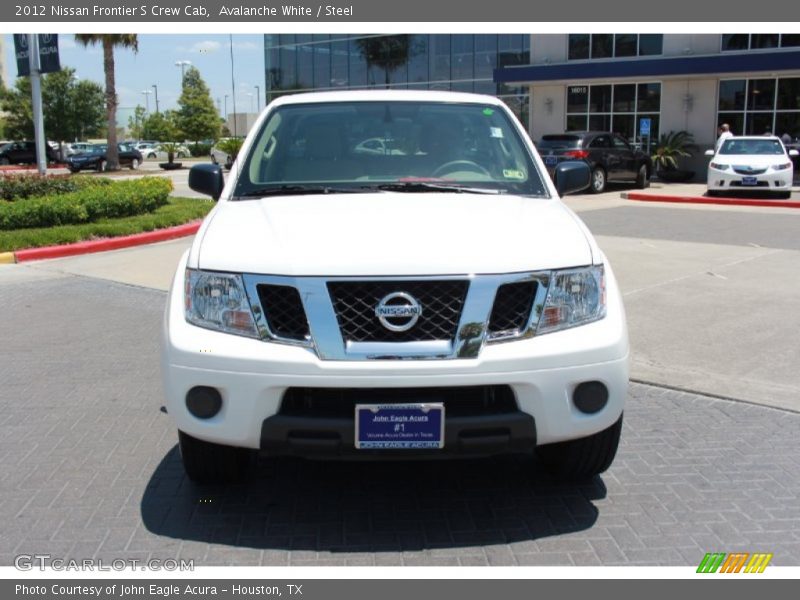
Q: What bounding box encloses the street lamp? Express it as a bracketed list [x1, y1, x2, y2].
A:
[141, 89, 151, 113]
[152, 84, 160, 114]
[175, 60, 192, 84]
[255, 85, 260, 111]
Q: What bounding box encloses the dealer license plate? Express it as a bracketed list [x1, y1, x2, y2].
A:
[545, 156, 558, 166]
[742, 176, 758, 186]
[355, 403, 445, 449]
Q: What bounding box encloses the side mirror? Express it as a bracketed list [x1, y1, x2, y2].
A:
[789, 149, 799, 157]
[189, 163, 224, 201]
[704, 149, 715, 156]
[554, 160, 591, 196]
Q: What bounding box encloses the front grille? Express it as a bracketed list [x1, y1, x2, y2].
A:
[733, 167, 767, 175]
[280, 385, 517, 418]
[256, 284, 310, 341]
[327, 280, 469, 342]
[488, 281, 537, 336]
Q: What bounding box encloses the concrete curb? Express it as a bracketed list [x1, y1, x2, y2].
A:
[624, 191, 800, 209]
[5, 221, 201, 264]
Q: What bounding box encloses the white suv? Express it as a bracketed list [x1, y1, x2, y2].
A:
[162, 91, 629, 483]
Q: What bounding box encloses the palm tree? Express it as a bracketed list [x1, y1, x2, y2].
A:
[75, 34, 138, 171]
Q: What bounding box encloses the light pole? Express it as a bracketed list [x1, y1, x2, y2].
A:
[141, 89, 151, 113]
[255, 85, 260, 111]
[175, 60, 191, 85]
[224, 94, 229, 120]
[152, 84, 160, 113]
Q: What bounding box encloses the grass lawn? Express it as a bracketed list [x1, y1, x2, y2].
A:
[0, 197, 213, 252]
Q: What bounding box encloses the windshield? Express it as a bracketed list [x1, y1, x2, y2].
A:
[719, 139, 785, 155]
[538, 135, 582, 150]
[233, 101, 547, 198]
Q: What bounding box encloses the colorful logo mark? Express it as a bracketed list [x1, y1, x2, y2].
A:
[696, 552, 773, 573]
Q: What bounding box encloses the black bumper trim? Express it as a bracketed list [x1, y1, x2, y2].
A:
[260, 412, 536, 459]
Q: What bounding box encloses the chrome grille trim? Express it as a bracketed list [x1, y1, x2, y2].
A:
[242, 272, 551, 360]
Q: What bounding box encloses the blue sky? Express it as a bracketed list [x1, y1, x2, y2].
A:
[4, 34, 266, 121]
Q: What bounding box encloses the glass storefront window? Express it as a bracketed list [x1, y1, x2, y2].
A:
[717, 78, 800, 138]
[589, 85, 612, 113]
[638, 34, 663, 56]
[568, 34, 663, 60]
[719, 80, 746, 111]
[430, 35, 451, 81]
[474, 35, 498, 80]
[747, 79, 776, 111]
[591, 34, 613, 59]
[722, 34, 797, 51]
[567, 85, 589, 113]
[566, 82, 661, 144]
[568, 34, 590, 60]
[614, 34, 637, 58]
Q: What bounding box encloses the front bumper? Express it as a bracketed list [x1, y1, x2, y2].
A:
[707, 167, 793, 193]
[161, 253, 629, 454]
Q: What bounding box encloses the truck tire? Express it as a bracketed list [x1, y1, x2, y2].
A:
[178, 430, 254, 484]
[536, 414, 623, 481]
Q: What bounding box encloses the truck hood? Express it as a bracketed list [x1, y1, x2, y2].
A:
[196, 193, 594, 276]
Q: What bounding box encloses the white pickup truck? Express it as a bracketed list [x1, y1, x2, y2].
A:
[161, 90, 629, 483]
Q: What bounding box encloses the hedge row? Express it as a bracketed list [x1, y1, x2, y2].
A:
[0, 174, 110, 201]
[0, 177, 173, 230]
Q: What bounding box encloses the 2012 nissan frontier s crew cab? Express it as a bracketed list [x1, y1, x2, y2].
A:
[161, 90, 629, 483]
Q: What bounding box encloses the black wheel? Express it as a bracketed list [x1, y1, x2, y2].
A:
[130, 158, 140, 170]
[590, 167, 606, 193]
[68, 167, 80, 174]
[178, 430, 254, 484]
[635, 164, 649, 189]
[536, 414, 623, 481]
[210, 155, 218, 164]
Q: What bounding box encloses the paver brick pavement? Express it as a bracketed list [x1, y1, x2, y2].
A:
[1, 275, 799, 566]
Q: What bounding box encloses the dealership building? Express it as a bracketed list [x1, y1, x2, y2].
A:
[264, 34, 800, 175]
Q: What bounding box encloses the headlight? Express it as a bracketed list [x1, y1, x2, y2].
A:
[771, 162, 792, 170]
[185, 269, 258, 337]
[537, 265, 606, 334]
[709, 162, 729, 170]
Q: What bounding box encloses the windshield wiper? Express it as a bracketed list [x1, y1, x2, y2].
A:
[372, 182, 506, 194]
[234, 185, 373, 198]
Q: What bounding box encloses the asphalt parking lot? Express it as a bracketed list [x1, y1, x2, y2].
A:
[2, 188, 800, 567]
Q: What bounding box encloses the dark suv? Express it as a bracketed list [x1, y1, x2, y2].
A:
[0, 141, 59, 166]
[538, 132, 652, 193]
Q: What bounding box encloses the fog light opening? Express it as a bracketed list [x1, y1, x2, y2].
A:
[573, 381, 608, 414]
[186, 386, 222, 419]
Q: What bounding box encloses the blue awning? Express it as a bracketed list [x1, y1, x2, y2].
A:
[494, 50, 800, 83]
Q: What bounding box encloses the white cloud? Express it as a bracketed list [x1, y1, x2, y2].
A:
[188, 40, 221, 55]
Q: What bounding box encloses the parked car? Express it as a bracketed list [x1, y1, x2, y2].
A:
[63, 142, 95, 157]
[66, 143, 143, 172]
[0, 141, 59, 165]
[537, 132, 652, 193]
[705, 136, 798, 199]
[164, 90, 629, 484]
[142, 143, 191, 161]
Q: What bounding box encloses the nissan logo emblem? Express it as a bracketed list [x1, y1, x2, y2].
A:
[375, 292, 422, 332]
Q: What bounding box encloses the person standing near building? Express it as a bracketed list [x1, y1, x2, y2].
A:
[716, 123, 733, 151]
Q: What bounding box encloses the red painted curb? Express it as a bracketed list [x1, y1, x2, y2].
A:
[13, 221, 202, 263]
[626, 192, 800, 209]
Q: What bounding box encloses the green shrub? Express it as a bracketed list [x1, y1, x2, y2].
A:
[0, 173, 110, 201]
[0, 177, 173, 230]
[189, 142, 213, 157]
